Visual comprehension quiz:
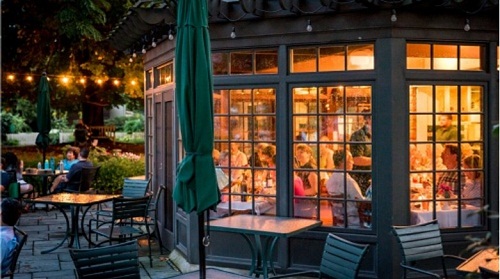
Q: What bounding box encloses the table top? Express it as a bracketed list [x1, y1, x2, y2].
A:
[209, 214, 322, 237]
[456, 248, 499, 275]
[23, 169, 68, 176]
[27, 193, 120, 206]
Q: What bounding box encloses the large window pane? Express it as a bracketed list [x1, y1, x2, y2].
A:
[292, 85, 372, 229]
[213, 88, 276, 217]
[408, 84, 485, 229]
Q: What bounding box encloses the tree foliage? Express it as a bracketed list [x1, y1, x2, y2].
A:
[1, 0, 143, 117]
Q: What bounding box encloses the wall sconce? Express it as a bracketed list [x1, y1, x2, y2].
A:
[391, 9, 397, 22]
[306, 19, 312, 32]
[230, 27, 236, 39]
[464, 19, 470, 31]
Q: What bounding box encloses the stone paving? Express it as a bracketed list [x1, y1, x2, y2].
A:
[14, 203, 182, 279]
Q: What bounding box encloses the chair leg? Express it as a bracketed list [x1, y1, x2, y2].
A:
[155, 222, 164, 254]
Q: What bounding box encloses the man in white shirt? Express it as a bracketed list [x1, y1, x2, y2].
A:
[326, 149, 365, 227]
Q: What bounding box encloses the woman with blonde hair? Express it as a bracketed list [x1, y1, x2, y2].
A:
[295, 144, 318, 196]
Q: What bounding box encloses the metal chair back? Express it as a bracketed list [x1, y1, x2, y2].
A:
[1, 227, 28, 279]
[70, 240, 140, 279]
[319, 233, 369, 279]
[392, 219, 465, 278]
[271, 233, 368, 279]
[122, 178, 151, 198]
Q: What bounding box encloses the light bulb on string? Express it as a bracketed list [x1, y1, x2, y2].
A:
[129, 57, 133, 62]
[230, 27, 236, 39]
[168, 30, 174, 40]
[142, 45, 146, 54]
[306, 19, 312, 32]
[464, 19, 470, 31]
[151, 38, 157, 48]
[391, 10, 397, 22]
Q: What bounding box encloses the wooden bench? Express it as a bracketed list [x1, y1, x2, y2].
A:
[89, 125, 116, 144]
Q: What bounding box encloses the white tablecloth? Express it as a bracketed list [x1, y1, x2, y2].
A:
[411, 205, 480, 228]
[217, 199, 275, 216]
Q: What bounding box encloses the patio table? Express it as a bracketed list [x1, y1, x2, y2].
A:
[456, 248, 499, 277]
[209, 214, 322, 279]
[27, 193, 120, 253]
[23, 169, 68, 196]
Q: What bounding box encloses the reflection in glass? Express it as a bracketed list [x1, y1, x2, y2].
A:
[290, 48, 317, 73]
[231, 51, 253, 74]
[255, 49, 278, 74]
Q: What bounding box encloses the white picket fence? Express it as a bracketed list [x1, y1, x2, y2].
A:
[5, 132, 144, 146]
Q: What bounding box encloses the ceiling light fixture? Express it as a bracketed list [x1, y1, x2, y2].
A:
[306, 19, 313, 32]
[230, 27, 236, 39]
[464, 19, 470, 31]
[391, 9, 397, 22]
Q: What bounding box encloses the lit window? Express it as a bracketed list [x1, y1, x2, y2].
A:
[409, 85, 484, 229]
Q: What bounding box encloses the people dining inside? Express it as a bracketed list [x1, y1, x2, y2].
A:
[349, 110, 372, 193]
[326, 149, 365, 227]
[435, 114, 458, 141]
[462, 154, 482, 207]
[436, 144, 465, 196]
[295, 144, 318, 196]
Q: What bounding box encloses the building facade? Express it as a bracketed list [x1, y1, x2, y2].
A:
[111, 1, 499, 277]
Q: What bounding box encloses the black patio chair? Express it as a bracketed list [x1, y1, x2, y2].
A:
[272, 233, 369, 279]
[64, 166, 101, 193]
[392, 219, 466, 278]
[1, 227, 28, 279]
[88, 195, 153, 267]
[70, 240, 140, 279]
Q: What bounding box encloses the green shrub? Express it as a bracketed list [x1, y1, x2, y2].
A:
[3, 139, 19, 146]
[91, 153, 145, 193]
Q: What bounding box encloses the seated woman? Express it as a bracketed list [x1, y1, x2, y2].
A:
[2, 152, 33, 196]
[295, 144, 318, 196]
[462, 154, 482, 207]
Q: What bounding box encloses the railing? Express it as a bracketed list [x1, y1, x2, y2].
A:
[89, 125, 116, 144]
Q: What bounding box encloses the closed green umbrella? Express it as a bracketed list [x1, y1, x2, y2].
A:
[173, 0, 220, 277]
[35, 72, 52, 165]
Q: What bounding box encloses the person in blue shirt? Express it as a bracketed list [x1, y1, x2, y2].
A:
[1, 198, 22, 275]
[50, 148, 93, 193]
[62, 147, 79, 170]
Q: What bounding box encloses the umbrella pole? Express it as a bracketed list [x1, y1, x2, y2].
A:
[198, 213, 206, 279]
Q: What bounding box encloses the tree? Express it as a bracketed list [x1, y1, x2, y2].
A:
[1, 0, 143, 120]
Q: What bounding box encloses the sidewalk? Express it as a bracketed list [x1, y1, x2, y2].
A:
[15, 204, 182, 279]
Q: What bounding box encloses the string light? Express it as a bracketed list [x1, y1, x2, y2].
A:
[230, 27, 236, 39]
[168, 29, 174, 40]
[464, 19, 470, 31]
[306, 19, 313, 32]
[141, 45, 146, 54]
[151, 38, 157, 48]
[391, 10, 397, 22]
[3, 72, 136, 87]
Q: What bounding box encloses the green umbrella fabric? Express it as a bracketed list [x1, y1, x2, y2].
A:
[35, 73, 51, 151]
[173, 0, 221, 215]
